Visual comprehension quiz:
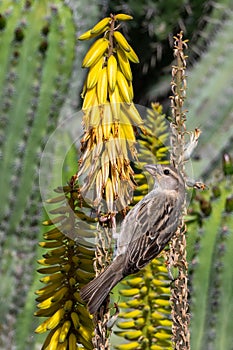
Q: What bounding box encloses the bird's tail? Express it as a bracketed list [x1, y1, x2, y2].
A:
[80, 258, 123, 314]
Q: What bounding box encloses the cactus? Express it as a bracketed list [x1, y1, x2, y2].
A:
[0, 1, 77, 348]
[187, 161, 233, 350]
[186, 9, 233, 178]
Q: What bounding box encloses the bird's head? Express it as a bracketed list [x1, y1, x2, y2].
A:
[144, 164, 184, 191]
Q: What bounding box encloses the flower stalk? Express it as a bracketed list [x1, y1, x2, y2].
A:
[169, 32, 190, 349]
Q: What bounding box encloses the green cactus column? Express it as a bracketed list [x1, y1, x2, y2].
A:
[187, 161, 233, 350]
[186, 9, 233, 178]
[0, 1, 76, 348]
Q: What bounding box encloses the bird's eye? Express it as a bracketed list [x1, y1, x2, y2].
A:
[163, 169, 170, 175]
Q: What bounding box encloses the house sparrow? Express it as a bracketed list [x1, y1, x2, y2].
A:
[80, 164, 185, 314]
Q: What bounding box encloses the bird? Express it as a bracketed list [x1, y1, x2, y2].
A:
[80, 164, 185, 314]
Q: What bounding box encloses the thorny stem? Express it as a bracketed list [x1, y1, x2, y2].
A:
[92, 225, 113, 350]
[108, 15, 116, 58]
[169, 32, 190, 350]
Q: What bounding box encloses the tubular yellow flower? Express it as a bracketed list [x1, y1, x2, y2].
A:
[107, 54, 118, 91]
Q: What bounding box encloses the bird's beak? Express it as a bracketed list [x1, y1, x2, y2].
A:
[144, 164, 160, 177]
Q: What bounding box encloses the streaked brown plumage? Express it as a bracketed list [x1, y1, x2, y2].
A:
[80, 164, 185, 314]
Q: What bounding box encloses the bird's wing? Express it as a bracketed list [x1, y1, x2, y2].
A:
[123, 234, 161, 273]
[117, 190, 177, 252]
[118, 191, 181, 273]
